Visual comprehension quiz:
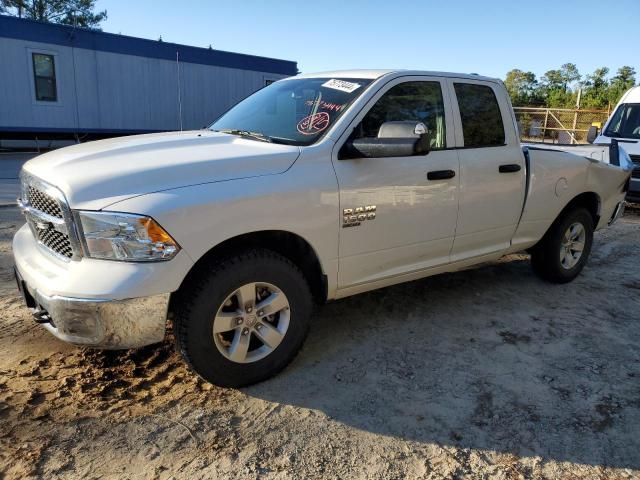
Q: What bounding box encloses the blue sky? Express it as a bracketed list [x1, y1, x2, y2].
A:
[95, 0, 639, 81]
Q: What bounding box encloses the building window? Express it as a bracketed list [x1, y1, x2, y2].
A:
[454, 83, 505, 148]
[32, 53, 57, 102]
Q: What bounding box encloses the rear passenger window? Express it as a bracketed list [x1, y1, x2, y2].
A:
[454, 83, 505, 147]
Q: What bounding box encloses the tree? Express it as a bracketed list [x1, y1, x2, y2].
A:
[540, 69, 571, 107]
[540, 69, 564, 91]
[583, 67, 609, 91]
[611, 66, 636, 89]
[608, 66, 637, 107]
[504, 69, 540, 106]
[0, 0, 107, 28]
[559, 63, 581, 90]
[579, 67, 609, 109]
[539, 63, 582, 107]
[504, 64, 636, 110]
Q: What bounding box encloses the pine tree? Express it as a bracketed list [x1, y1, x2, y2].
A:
[0, 0, 107, 29]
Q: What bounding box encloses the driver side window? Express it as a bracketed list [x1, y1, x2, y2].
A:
[358, 81, 447, 149]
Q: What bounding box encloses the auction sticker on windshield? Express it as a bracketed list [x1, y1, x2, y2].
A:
[322, 79, 362, 93]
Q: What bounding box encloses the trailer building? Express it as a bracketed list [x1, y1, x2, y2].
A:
[0, 15, 298, 139]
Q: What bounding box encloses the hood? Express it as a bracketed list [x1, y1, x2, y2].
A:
[594, 135, 640, 153]
[23, 130, 300, 210]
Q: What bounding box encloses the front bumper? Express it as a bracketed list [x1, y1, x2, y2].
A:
[14, 262, 169, 348]
[17, 272, 169, 349]
[12, 223, 193, 349]
[626, 178, 640, 203]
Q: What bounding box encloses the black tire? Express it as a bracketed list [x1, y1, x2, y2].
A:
[531, 207, 594, 283]
[173, 249, 312, 387]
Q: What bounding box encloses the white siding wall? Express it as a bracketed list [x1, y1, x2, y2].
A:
[0, 36, 288, 132]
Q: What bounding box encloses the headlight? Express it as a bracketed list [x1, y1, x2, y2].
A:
[77, 211, 180, 261]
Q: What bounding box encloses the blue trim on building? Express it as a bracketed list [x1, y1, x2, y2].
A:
[0, 15, 297, 75]
[0, 126, 165, 134]
[0, 125, 168, 139]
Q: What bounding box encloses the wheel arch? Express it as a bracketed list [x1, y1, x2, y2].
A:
[530, 191, 600, 252]
[171, 230, 328, 310]
[559, 191, 601, 227]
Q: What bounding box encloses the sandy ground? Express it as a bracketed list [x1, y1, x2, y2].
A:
[1, 205, 639, 480]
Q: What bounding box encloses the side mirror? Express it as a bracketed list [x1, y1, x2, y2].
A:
[609, 138, 620, 166]
[587, 125, 599, 144]
[340, 121, 430, 159]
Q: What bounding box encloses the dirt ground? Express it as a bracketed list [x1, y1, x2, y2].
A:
[1, 205, 639, 480]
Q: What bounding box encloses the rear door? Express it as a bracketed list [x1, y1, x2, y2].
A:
[447, 80, 526, 261]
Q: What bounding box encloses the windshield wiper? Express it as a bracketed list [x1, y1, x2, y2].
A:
[216, 129, 273, 143]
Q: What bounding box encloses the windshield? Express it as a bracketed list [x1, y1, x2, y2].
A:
[604, 103, 640, 140]
[210, 77, 373, 146]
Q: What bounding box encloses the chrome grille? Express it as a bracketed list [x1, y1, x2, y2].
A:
[27, 185, 63, 218]
[19, 173, 80, 261]
[34, 226, 73, 258]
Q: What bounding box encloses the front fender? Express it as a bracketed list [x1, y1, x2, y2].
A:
[107, 159, 340, 297]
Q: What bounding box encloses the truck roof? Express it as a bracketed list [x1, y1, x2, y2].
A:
[293, 69, 500, 83]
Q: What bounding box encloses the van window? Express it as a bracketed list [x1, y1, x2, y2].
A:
[454, 83, 505, 147]
[604, 104, 640, 140]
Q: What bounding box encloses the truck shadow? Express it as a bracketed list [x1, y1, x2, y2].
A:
[246, 255, 640, 470]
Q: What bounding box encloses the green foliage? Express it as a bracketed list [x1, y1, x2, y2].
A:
[580, 67, 609, 108]
[0, 0, 106, 28]
[505, 64, 638, 110]
[608, 66, 637, 106]
[504, 69, 542, 106]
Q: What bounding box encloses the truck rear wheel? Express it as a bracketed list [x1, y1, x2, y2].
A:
[173, 249, 312, 387]
[530, 207, 594, 283]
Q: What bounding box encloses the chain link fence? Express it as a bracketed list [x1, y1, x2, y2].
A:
[514, 107, 611, 144]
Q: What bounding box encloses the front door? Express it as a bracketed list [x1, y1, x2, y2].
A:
[332, 77, 459, 288]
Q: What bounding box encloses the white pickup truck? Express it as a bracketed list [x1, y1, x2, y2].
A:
[13, 70, 632, 387]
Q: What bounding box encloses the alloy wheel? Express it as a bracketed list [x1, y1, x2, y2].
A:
[559, 222, 586, 270]
[212, 282, 290, 363]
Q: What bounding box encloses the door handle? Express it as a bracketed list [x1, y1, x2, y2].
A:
[499, 164, 521, 173]
[427, 170, 456, 180]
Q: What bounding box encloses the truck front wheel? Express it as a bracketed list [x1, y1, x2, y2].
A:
[531, 208, 594, 283]
[173, 249, 312, 387]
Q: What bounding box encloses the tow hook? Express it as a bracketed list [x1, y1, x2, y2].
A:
[32, 307, 52, 324]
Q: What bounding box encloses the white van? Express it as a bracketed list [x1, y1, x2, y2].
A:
[591, 86, 640, 202]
